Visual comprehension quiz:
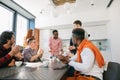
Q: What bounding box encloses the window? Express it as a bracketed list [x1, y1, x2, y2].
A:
[16, 14, 28, 46]
[0, 5, 13, 34]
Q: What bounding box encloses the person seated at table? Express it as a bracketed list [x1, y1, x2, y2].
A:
[23, 37, 44, 62]
[0, 31, 23, 68]
[58, 28, 105, 80]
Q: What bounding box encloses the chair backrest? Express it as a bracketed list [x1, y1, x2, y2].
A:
[103, 62, 120, 80]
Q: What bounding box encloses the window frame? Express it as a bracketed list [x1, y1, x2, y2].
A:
[0, 2, 35, 46]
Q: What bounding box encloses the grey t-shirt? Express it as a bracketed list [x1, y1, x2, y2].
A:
[23, 48, 41, 62]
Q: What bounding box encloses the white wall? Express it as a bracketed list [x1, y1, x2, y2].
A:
[58, 28, 72, 40]
[40, 29, 51, 58]
[107, 0, 120, 63]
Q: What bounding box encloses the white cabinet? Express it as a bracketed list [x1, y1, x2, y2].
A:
[91, 39, 112, 61]
[58, 28, 72, 40]
[84, 25, 108, 40]
[57, 24, 108, 40]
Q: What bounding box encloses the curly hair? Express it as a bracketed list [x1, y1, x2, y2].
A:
[0, 31, 14, 45]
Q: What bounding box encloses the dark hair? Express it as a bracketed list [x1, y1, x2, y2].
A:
[72, 28, 85, 40]
[52, 30, 58, 34]
[27, 36, 35, 44]
[0, 31, 14, 45]
[73, 20, 82, 26]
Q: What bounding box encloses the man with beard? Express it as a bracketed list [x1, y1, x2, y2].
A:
[49, 30, 62, 57]
[0, 31, 23, 68]
[58, 28, 104, 80]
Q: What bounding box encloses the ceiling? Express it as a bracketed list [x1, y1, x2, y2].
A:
[13, 0, 112, 17]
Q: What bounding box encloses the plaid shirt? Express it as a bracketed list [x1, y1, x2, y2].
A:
[0, 45, 12, 68]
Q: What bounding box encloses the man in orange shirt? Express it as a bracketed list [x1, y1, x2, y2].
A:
[58, 28, 104, 80]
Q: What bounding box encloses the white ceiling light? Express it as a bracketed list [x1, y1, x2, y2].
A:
[64, 2, 73, 14]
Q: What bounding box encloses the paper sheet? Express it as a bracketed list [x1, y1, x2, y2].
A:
[25, 62, 43, 68]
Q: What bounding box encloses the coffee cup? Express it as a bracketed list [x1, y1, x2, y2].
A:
[15, 61, 22, 67]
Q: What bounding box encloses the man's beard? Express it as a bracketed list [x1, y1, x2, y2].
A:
[74, 43, 78, 48]
[54, 37, 58, 39]
[10, 41, 14, 47]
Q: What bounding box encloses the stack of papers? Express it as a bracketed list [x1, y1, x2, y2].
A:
[25, 62, 43, 68]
